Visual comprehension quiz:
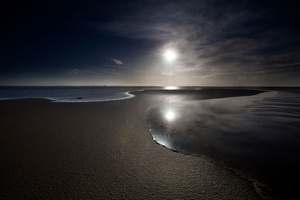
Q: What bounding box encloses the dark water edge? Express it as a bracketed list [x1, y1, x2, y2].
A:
[146, 88, 300, 199]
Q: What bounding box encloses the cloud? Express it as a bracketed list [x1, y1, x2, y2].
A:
[92, 0, 300, 85]
[112, 59, 124, 65]
[161, 71, 175, 76]
[62, 67, 120, 76]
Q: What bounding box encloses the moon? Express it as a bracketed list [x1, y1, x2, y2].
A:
[164, 50, 176, 62]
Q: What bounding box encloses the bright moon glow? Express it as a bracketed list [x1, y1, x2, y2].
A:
[165, 111, 175, 121]
[165, 86, 178, 90]
[164, 50, 176, 62]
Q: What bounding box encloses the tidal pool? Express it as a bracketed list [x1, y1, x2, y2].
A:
[147, 89, 300, 197]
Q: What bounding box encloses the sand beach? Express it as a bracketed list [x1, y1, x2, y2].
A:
[0, 89, 273, 199]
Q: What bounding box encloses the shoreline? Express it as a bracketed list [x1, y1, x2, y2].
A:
[0, 88, 265, 103]
[0, 89, 275, 199]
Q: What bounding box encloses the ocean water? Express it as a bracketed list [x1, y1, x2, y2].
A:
[147, 88, 300, 197]
[0, 86, 206, 102]
[0, 86, 147, 102]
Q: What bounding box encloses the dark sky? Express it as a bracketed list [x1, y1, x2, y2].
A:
[1, 0, 299, 86]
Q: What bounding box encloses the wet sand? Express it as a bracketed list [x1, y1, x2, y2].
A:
[0, 89, 271, 199]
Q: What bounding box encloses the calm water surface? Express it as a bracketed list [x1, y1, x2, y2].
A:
[0, 86, 200, 102]
[0, 86, 150, 102]
[147, 89, 300, 197]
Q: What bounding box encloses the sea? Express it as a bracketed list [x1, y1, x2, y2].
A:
[0, 86, 150, 102]
[1, 86, 300, 198]
[0, 86, 203, 102]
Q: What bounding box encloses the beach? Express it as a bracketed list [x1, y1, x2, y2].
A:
[0, 89, 271, 199]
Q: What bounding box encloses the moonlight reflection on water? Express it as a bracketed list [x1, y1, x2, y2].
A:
[165, 110, 175, 121]
[147, 90, 300, 196]
[164, 86, 178, 90]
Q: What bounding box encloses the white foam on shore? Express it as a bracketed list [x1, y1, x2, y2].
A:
[0, 92, 136, 103]
[52, 91, 135, 103]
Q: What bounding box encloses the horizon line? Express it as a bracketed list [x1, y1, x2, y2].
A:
[1, 85, 300, 88]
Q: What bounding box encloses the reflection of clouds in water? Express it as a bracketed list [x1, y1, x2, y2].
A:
[147, 91, 282, 151]
[148, 89, 300, 159]
[147, 90, 300, 196]
[152, 135, 171, 148]
[176, 91, 279, 133]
